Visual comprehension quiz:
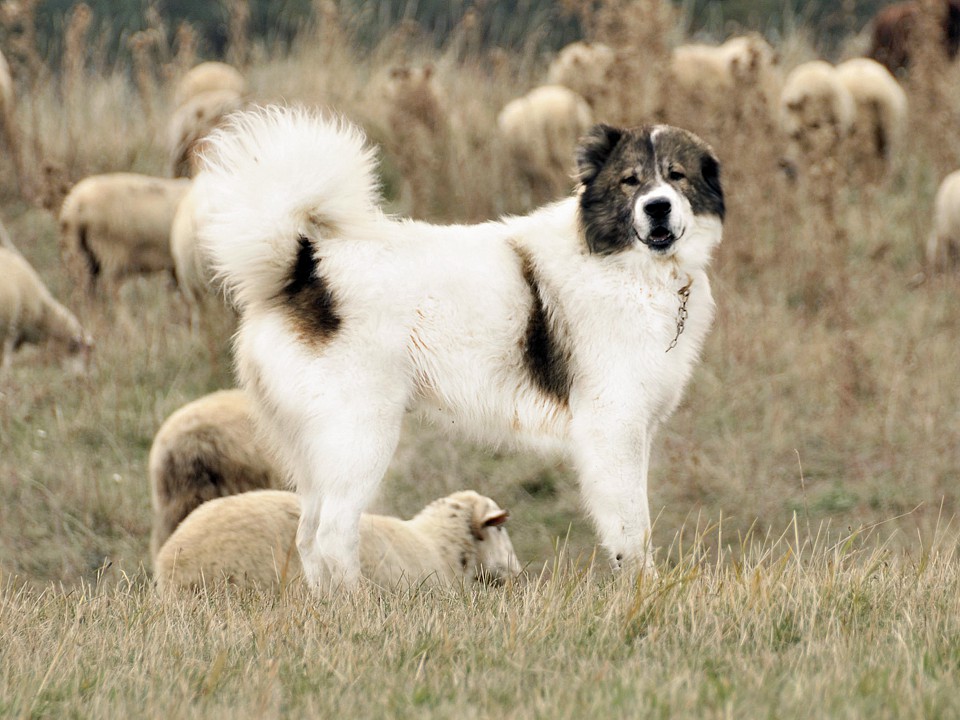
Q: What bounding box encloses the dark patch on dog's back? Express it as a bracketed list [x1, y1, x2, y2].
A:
[283, 236, 341, 342]
[515, 248, 572, 405]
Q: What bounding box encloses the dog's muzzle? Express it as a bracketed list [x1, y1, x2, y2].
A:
[635, 196, 679, 251]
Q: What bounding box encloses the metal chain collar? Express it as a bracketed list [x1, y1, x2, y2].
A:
[665, 276, 693, 353]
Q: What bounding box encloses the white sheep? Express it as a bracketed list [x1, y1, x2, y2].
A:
[779, 60, 856, 169]
[154, 489, 522, 592]
[58, 173, 190, 293]
[168, 88, 245, 178]
[170, 172, 226, 327]
[173, 61, 246, 108]
[148, 389, 283, 559]
[927, 170, 960, 270]
[835, 58, 907, 181]
[670, 33, 779, 104]
[546, 41, 616, 109]
[0, 246, 92, 369]
[0, 49, 26, 197]
[497, 84, 593, 203]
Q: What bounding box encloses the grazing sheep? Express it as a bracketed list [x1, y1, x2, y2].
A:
[59, 173, 190, 293]
[835, 58, 907, 180]
[173, 61, 246, 108]
[779, 60, 855, 169]
[0, 49, 26, 197]
[170, 173, 224, 326]
[149, 389, 282, 559]
[670, 33, 779, 105]
[155, 489, 522, 591]
[0, 246, 92, 369]
[547, 41, 616, 109]
[168, 88, 245, 178]
[927, 170, 960, 270]
[868, 0, 960, 74]
[496, 84, 593, 203]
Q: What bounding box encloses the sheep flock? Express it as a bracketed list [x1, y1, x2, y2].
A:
[3, 0, 960, 605]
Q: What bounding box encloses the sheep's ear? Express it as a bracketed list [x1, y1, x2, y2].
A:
[483, 509, 509, 527]
[471, 506, 509, 539]
[576, 124, 623, 185]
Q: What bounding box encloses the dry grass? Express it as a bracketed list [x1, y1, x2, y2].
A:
[2, 1, 960, 715]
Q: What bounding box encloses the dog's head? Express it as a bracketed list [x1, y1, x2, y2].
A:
[576, 124, 724, 268]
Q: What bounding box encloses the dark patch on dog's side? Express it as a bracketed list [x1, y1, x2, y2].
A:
[576, 124, 724, 255]
[514, 247, 572, 405]
[76, 224, 101, 288]
[282, 236, 341, 342]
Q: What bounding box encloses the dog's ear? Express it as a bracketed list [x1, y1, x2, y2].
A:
[576, 124, 623, 185]
[700, 154, 725, 220]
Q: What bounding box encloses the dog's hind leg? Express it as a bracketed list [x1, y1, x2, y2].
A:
[284, 391, 407, 593]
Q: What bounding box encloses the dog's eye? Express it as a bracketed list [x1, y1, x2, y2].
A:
[668, 169, 686, 181]
[620, 175, 639, 187]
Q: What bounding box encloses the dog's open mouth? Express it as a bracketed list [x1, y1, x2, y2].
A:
[641, 226, 677, 250]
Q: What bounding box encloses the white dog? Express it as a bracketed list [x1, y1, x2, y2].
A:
[200, 106, 724, 592]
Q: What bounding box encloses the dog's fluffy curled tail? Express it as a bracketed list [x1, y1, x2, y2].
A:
[198, 105, 381, 309]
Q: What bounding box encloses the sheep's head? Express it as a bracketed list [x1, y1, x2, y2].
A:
[424, 490, 523, 584]
[466, 492, 523, 584]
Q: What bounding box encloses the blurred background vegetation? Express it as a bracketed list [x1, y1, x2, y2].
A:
[7, 0, 896, 67]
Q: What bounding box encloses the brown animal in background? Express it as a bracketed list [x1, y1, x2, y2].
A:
[868, 0, 960, 73]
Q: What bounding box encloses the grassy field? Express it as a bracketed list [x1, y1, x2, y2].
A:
[2, 0, 960, 716]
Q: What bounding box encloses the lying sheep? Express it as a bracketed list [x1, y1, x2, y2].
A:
[0, 246, 92, 369]
[927, 170, 960, 270]
[155, 489, 522, 591]
[546, 41, 616, 109]
[58, 173, 190, 293]
[835, 58, 907, 181]
[779, 60, 855, 171]
[497, 84, 593, 203]
[149, 389, 283, 559]
[168, 88, 245, 178]
[173, 61, 246, 108]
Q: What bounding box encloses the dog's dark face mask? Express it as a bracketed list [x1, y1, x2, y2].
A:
[576, 124, 724, 256]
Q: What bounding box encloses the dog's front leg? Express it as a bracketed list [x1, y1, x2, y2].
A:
[570, 416, 658, 577]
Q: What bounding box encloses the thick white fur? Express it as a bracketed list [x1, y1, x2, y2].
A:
[155, 489, 521, 591]
[928, 170, 960, 270]
[200, 107, 720, 592]
[0, 246, 92, 368]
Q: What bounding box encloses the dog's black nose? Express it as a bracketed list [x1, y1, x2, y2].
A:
[643, 198, 672, 221]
